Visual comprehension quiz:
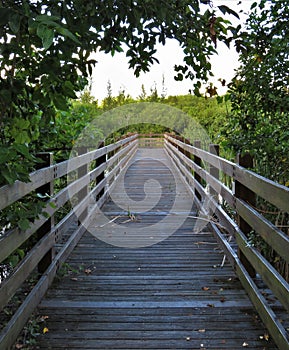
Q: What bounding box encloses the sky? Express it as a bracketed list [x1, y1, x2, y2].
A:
[90, 1, 253, 102]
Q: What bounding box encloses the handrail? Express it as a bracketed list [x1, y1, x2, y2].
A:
[164, 134, 289, 350]
[0, 133, 138, 349]
[165, 134, 289, 212]
[1, 132, 288, 349]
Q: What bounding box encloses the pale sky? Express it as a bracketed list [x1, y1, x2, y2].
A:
[90, 1, 253, 101]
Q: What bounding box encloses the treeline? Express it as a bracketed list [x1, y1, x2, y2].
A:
[39, 85, 230, 163]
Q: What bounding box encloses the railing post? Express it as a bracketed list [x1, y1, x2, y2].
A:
[96, 140, 106, 201]
[182, 137, 192, 160]
[77, 146, 88, 224]
[36, 152, 54, 274]
[235, 153, 256, 278]
[209, 144, 219, 202]
[194, 141, 202, 202]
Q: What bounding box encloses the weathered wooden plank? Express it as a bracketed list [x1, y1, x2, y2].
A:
[236, 198, 289, 262]
[33, 148, 280, 350]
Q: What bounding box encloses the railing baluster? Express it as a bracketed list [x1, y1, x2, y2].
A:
[235, 153, 256, 278]
[209, 144, 220, 202]
[193, 140, 202, 202]
[36, 152, 54, 274]
[95, 141, 106, 201]
[77, 146, 88, 224]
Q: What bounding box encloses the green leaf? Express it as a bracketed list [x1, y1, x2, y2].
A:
[63, 81, 77, 99]
[35, 14, 60, 24]
[1, 168, 15, 184]
[218, 5, 240, 19]
[224, 94, 231, 102]
[53, 94, 68, 110]
[17, 248, 25, 260]
[14, 144, 35, 161]
[216, 96, 224, 104]
[42, 211, 50, 218]
[37, 24, 54, 50]
[174, 73, 183, 81]
[9, 255, 19, 268]
[193, 87, 202, 97]
[18, 218, 31, 231]
[12, 118, 30, 130]
[42, 29, 54, 50]
[49, 202, 57, 209]
[9, 12, 21, 33]
[14, 131, 31, 144]
[57, 27, 81, 45]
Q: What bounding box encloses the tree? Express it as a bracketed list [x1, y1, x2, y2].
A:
[102, 80, 116, 110]
[0, 0, 241, 185]
[222, 0, 289, 279]
[224, 0, 289, 182]
[148, 82, 159, 102]
[161, 74, 167, 100]
[138, 84, 147, 101]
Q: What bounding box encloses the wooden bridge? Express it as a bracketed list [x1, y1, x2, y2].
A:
[0, 134, 289, 349]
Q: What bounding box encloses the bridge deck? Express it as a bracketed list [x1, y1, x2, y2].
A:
[36, 149, 276, 349]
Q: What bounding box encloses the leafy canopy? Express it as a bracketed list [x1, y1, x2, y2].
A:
[0, 0, 240, 185]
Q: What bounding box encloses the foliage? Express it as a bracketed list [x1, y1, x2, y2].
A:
[38, 99, 102, 162]
[164, 94, 230, 143]
[0, 0, 241, 187]
[222, 0, 289, 279]
[223, 0, 289, 183]
[101, 81, 134, 111]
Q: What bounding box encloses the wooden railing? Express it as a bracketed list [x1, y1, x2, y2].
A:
[1, 132, 288, 349]
[138, 133, 164, 148]
[164, 134, 289, 350]
[0, 134, 138, 349]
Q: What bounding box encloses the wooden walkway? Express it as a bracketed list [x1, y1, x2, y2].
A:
[36, 149, 277, 349]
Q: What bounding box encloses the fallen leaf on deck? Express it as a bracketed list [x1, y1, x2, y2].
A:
[84, 269, 92, 275]
[202, 286, 210, 291]
[198, 329, 206, 333]
[242, 342, 249, 347]
[40, 315, 49, 322]
[43, 327, 49, 334]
